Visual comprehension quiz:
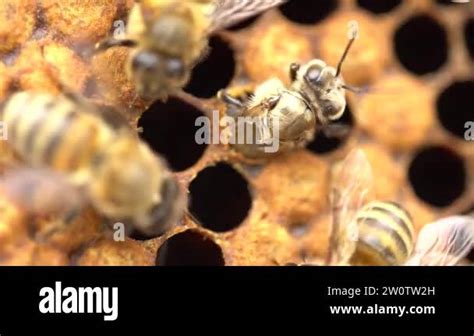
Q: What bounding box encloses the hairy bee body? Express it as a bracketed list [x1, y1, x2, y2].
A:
[219, 59, 346, 159]
[98, 0, 284, 100]
[227, 78, 316, 159]
[0, 168, 86, 259]
[219, 21, 360, 159]
[352, 201, 415, 266]
[4, 92, 114, 179]
[125, 1, 210, 99]
[128, 0, 208, 56]
[3, 92, 183, 237]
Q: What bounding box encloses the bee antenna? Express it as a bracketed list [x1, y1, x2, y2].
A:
[336, 20, 359, 77]
[341, 84, 369, 95]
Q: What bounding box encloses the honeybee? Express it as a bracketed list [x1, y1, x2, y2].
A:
[96, 0, 285, 101]
[2, 91, 184, 238]
[0, 168, 85, 257]
[405, 215, 474, 266]
[219, 21, 359, 159]
[326, 149, 415, 266]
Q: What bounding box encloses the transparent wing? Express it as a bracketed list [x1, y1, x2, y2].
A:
[209, 0, 285, 32]
[405, 216, 474, 266]
[327, 149, 373, 265]
[0, 168, 86, 218]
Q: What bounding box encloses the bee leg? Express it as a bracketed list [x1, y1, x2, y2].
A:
[53, 79, 131, 130]
[94, 38, 138, 53]
[218, 90, 243, 107]
[290, 63, 300, 82]
[218, 90, 244, 117]
[140, 179, 182, 239]
[57, 83, 88, 106]
[320, 123, 351, 138]
[264, 95, 281, 110]
[341, 84, 370, 95]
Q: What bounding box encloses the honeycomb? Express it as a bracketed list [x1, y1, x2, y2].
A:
[0, 0, 473, 265]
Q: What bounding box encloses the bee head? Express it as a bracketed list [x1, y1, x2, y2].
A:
[292, 21, 359, 122]
[131, 50, 188, 100]
[299, 60, 346, 121]
[143, 178, 184, 238]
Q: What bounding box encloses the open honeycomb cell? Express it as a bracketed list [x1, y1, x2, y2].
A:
[0, 0, 472, 266]
[394, 14, 449, 75]
[156, 228, 226, 266]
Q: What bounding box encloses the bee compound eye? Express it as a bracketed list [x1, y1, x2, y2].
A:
[166, 58, 185, 78]
[306, 67, 321, 83]
[133, 52, 160, 71]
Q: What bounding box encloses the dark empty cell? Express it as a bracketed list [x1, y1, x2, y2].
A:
[394, 15, 448, 75]
[156, 230, 225, 266]
[138, 98, 207, 172]
[357, 0, 402, 14]
[129, 230, 151, 241]
[465, 18, 474, 59]
[184, 36, 235, 99]
[408, 146, 466, 208]
[188, 163, 252, 233]
[306, 104, 354, 154]
[279, 0, 338, 25]
[227, 15, 261, 32]
[437, 81, 474, 139]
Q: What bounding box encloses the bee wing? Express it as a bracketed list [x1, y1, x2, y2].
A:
[60, 92, 133, 132]
[328, 149, 373, 265]
[405, 216, 474, 266]
[88, 103, 133, 131]
[0, 168, 86, 218]
[22, 55, 133, 132]
[230, 100, 272, 145]
[208, 0, 285, 32]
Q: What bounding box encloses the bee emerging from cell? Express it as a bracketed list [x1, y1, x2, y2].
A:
[218, 21, 361, 160]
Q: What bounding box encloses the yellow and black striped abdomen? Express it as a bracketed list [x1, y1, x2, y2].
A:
[352, 201, 415, 266]
[3, 92, 114, 175]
